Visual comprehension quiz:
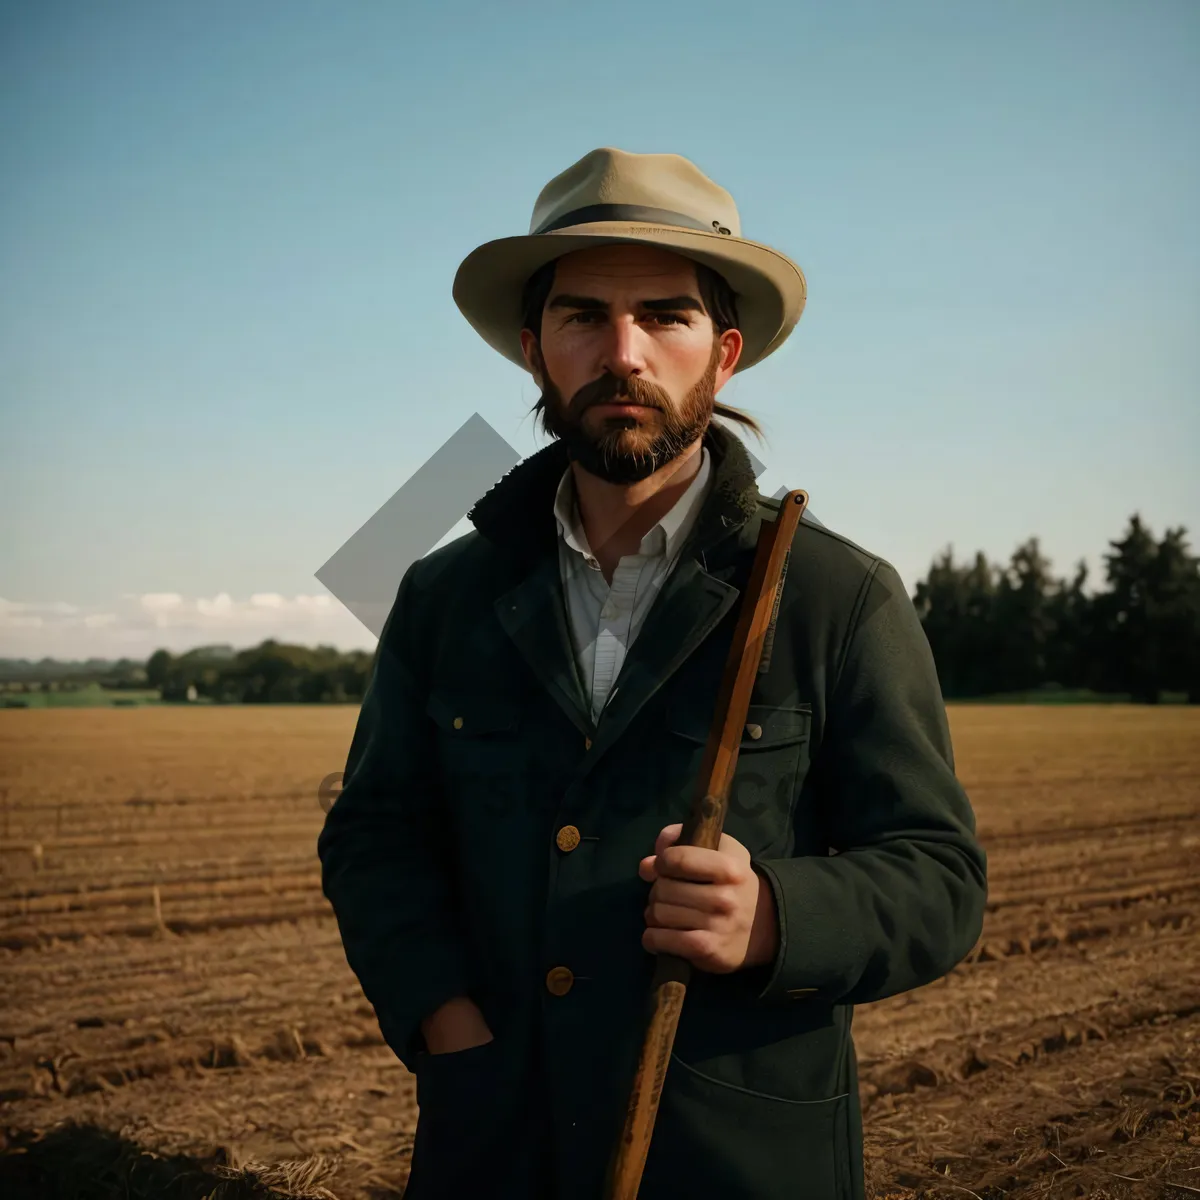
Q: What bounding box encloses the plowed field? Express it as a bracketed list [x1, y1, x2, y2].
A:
[0, 705, 1197, 1199]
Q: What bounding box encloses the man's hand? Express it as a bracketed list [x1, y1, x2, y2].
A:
[420, 995, 494, 1055]
[638, 823, 779, 974]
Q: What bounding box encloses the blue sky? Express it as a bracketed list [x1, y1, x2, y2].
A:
[2, 0, 1197, 658]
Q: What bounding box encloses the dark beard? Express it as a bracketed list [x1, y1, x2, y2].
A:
[533, 337, 721, 484]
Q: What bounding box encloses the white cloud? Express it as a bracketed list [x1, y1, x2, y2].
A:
[139, 593, 183, 612]
[0, 599, 80, 619]
[196, 592, 234, 616]
[4, 615, 44, 628]
[0, 592, 377, 660]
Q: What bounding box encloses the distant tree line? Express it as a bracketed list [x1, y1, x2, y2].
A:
[146, 641, 373, 704]
[914, 514, 1200, 703]
[0, 658, 148, 687]
[146, 513, 1196, 705]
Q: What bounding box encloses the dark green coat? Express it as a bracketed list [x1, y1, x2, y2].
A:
[317, 420, 988, 1200]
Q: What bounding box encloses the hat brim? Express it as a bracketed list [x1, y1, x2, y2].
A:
[452, 222, 806, 375]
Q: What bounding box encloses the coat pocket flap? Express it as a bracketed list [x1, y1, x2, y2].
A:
[668, 694, 810, 749]
[426, 689, 521, 735]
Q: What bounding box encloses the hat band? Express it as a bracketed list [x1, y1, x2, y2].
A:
[533, 203, 718, 236]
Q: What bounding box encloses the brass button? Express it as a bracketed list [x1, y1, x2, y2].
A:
[452, 716, 463, 729]
[745, 723, 762, 740]
[545, 966, 574, 996]
[556, 825, 581, 853]
[584, 736, 592, 750]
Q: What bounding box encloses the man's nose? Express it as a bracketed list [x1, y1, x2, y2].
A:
[599, 315, 649, 380]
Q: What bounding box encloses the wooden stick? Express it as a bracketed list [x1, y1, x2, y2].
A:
[604, 489, 810, 1199]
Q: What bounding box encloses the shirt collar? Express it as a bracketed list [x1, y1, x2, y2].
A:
[553, 444, 713, 567]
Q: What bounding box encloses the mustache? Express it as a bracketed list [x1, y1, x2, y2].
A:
[570, 372, 666, 417]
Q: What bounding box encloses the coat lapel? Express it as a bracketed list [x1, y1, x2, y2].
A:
[494, 552, 593, 738]
[584, 555, 740, 760]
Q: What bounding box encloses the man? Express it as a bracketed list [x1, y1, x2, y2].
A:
[317, 147, 988, 1200]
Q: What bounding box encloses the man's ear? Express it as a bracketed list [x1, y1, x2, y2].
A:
[520, 329, 544, 388]
[712, 327, 744, 395]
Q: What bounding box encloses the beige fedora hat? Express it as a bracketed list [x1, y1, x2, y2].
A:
[452, 147, 807, 376]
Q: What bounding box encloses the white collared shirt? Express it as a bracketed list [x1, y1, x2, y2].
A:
[553, 446, 713, 725]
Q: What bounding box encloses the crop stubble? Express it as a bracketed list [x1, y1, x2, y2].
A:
[0, 705, 1197, 1199]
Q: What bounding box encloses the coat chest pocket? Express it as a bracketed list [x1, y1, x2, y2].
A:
[425, 689, 528, 804]
[665, 692, 812, 846]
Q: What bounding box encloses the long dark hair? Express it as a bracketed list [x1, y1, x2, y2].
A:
[519, 257, 766, 445]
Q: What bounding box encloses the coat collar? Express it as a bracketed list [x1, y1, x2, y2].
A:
[466, 418, 764, 568]
[467, 419, 772, 753]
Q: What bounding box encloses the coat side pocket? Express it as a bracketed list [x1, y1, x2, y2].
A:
[638, 1052, 845, 1200]
[407, 1039, 508, 1198]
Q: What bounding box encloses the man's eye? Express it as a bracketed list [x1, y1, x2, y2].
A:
[653, 315, 686, 326]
